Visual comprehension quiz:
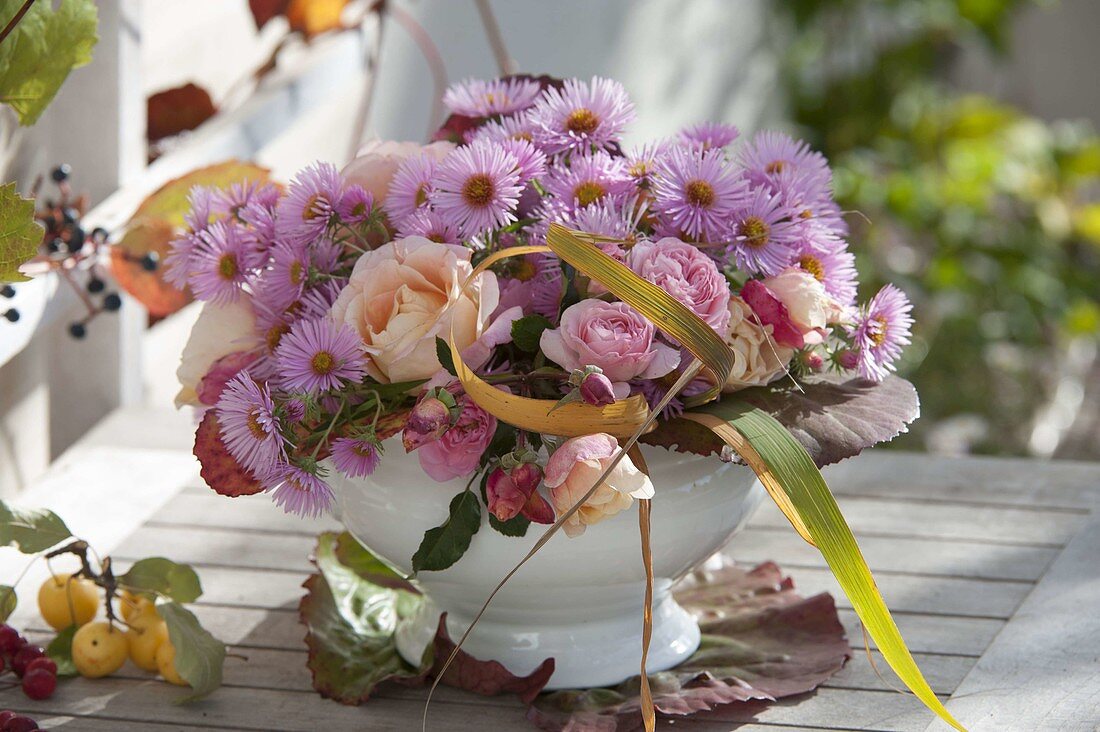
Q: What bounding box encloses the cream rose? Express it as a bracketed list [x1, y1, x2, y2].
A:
[761, 267, 846, 345]
[175, 300, 259, 408]
[722, 295, 794, 393]
[545, 433, 655, 538]
[329, 236, 499, 383]
[341, 139, 455, 205]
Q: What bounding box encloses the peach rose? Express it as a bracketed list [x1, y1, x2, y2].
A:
[722, 295, 794, 393]
[545, 433, 654, 538]
[329, 236, 500, 383]
[175, 300, 260, 408]
[760, 267, 845, 345]
[341, 139, 454, 205]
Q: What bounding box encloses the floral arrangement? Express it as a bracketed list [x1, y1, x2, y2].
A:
[169, 74, 913, 540]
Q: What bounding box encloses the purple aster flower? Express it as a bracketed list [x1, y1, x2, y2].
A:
[384, 154, 437, 223]
[561, 195, 647, 242]
[739, 130, 831, 193]
[847, 284, 913, 381]
[214, 180, 266, 221]
[240, 198, 278, 246]
[471, 111, 537, 145]
[216, 373, 285, 478]
[651, 145, 745, 242]
[786, 232, 859, 306]
[183, 186, 217, 233]
[189, 221, 263, 304]
[530, 253, 564, 323]
[624, 141, 668, 190]
[679, 122, 740, 150]
[275, 318, 367, 394]
[330, 436, 383, 478]
[163, 233, 199, 289]
[443, 77, 543, 117]
[259, 241, 310, 311]
[498, 137, 547, 182]
[337, 184, 374, 225]
[431, 141, 523, 238]
[267, 463, 334, 518]
[529, 76, 635, 154]
[543, 151, 633, 211]
[727, 187, 801, 276]
[276, 162, 343, 245]
[299, 279, 345, 319]
[395, 208, 463, 244]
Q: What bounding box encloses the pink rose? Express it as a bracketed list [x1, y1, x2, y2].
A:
[626, 237, 731, 334]
[418, 397, 496, 482]
[329, 237, 500, 383]
[759, 267, 845, 346]
[341, 139, 455, 205]
[545, 433, 654, 538]
[176, 301, 260, 408]
[540, 299, 680, 399]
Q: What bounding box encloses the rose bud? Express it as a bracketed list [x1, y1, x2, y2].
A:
[486, 468, 526, 522]
[836, 348, 860, 371]
[579, 370, 615, 407]
[487, 459, 554, 524]
[402, 389, 458, 452]
[802, 350, 824, 372]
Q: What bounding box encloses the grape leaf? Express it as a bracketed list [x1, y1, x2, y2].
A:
[411, 491, 481, 574]
[0, 182, 42, 284]
[510, 314, 551, 353]
[120, 558, 203, 603]
[644, 375, 920, 467]
[156, 599, 226, 702]
[0, 500, 72, 553]
[147, 83, 217, 143]
[46, 624, 77, 677]
[0, 585, 15, 622]
[0, 0, 98, 126]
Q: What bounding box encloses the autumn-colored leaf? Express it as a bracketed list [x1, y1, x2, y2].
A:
[285, 0, 348, 37]
[129, 160, 272, 229]
[248, 0, 291, 29]
[109, 218, 192, 317]
[193, 411, 264, 498]
[432, 614, 554, 705]
[0, 182, 42, 284]
[147, 83, 217, 143]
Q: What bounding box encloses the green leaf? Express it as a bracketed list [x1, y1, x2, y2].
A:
[156, 599, 226, 702]
[0, 0, 98, 125]
[435, 337, 457, 377]
[489, 513, 530, 537]
[300, 532, 428, 703]
[697, 401, 965, 732]
[510, 315, 551, 353]
[411, 491, 481, 574]
[46, 625, 78, 677]
[0, 500, 72, 553]
[0, 585, 15, 622]
[120, 558, 203, 603]
[0, 182, 42, 284]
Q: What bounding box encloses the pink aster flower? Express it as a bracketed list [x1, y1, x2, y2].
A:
[624, 141, 668, 190]
[529, 76, 635, 154]
[276, 162, 343, 245]
[189, 221, 263, 304]
[786, 232, 859, 306]
[562, 195, 647, 242]
[443, 77, 543, 117]
[164, 232, 199, 289]
[739, 130, 831, 193]
[395, 208, 462, 244]
[543, 151, 633, 211]
[384, 154, 437, 223]
[727, 187, 802, 276]
[214, 180, 267, 220]
[847, 284, 913, 381]
[240, 198, 277, 245]
[268, 464, 334, 518]
[216, 373, 285, 478]
[431, 141, 523, 238]
[530, 253, 565, 322]
[183, 186, 217, 233]
[679, 122, 740, 150]
[651, 145, 745, 242]
[337, 184, 374, 225]
[498, 137, 547, 182]
[330, 436, 382, 478]
[274, 318, 367, 394]
[471, 111, 538, 145]
[259, 241, 311, 311]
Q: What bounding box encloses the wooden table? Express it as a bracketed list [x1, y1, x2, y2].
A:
[2, 407, 1099, 731]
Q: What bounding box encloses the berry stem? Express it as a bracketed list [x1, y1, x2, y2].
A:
[0, 0, 37, 46]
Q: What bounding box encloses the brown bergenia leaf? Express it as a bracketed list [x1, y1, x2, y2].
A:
[432, 614, 554, 705]
[108, 219, 192, 317]
[147, 83, 217, 143]
[193, 411, 264, 498]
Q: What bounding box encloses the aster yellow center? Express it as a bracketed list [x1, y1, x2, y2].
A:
[566, 108, 599, 134]
[415, 184, 430, 207]
[311, 351, 335, 375]
[869, 315, 888, 347]
[266, 323, 290, 352]
[574, 181, 606, 207]
[798, 254, 825, 281]
[738, 216, 770, 248]
[289, 260, 304, 286]
[512, 257, 538, 281]
[462, 174, 495, 207]
[303, 194, 325, 221]
[628, 161, 650, 178]
[799, 208, 813, 220]
[685, 179, 715, 207]
[217, 254, 238, 280]
[427, 232, 447, 243]
[765, 160, 785, 175]
[246, 409, 267, 440]
[512, 131, 533, 142]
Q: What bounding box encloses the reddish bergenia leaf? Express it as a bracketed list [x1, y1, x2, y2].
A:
[739, 279, 803, 348]
[197, 351, 261, 406]
[147, 83, 217, 143]
[108, 219, 193, 318]
[432, 614, 554, 705]
[249, 0, 291, 29]
[193, 411, 264, 497]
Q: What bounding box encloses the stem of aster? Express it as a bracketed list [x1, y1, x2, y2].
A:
[473, 0, 517, 75]
[310, 401, 345, 459]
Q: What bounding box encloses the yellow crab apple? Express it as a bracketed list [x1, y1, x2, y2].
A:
[37, 574, 99, 630]
[126, 612, 169, 672]
[155, 640, 187, 686]
[72, 622, 128, 678]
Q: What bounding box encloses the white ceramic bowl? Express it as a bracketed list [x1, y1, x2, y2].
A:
[329, 443, 764, 689]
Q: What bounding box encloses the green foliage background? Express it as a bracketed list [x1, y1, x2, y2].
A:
[779, 0, 1100, 455]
